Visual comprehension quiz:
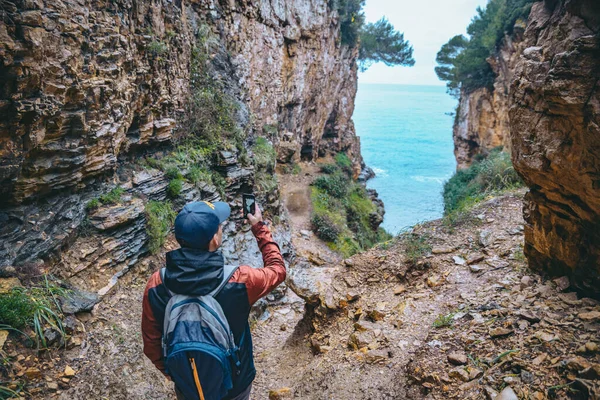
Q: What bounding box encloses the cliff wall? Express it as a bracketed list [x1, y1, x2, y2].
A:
[0, 0, 365, 292]
[453, 30, 525, 169]
[509, 0, 600, 297]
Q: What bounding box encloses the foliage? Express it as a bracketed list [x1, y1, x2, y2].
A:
[319, 163, 340, 175]
[85, 198, 100, 211]
[164, 165, 183, 180]
[331, 0, 366, 47]
[310, 157, 390, 257]
[313, 173, 348, 199]
[436, 0, 534, 94]
[283, 163, 302, 175]
[98, 187, 125, 205]
[252, 137, 276, 173]
[167, 178, 184, 198]
[145, 201, 177, 254]
[401, 232, 432, 265]
[443, 148, 523, 216]
[433, 312, 455, 328]
[182, 27, 243, 152]
[311, 214, 341, 242]
[0, 276, 68, 348]
[255, 171, 278, 195]
[358, 17, 415, 72]
[147, 40, 168, 55]
[334, 152, 353, 175]
[86, 187, 125, 211]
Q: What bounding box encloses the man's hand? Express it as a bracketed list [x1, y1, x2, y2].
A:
[246, 203, 264, 226]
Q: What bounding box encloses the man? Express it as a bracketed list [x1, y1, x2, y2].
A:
[141, 200, 286, 399]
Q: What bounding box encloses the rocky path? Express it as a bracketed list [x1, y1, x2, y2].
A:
[15, 186, 599, 400]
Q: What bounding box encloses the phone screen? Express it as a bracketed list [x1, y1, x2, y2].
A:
[243, 194, 255, 217]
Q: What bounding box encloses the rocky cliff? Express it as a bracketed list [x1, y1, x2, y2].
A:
[509, 0, 600, 298]
[453, 28, 525, 169]
[0, 0, 366, 293]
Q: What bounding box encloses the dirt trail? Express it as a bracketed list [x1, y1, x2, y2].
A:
[22, 177, 599, 399]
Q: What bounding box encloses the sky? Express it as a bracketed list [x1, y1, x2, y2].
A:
[359, 0, 489, 86]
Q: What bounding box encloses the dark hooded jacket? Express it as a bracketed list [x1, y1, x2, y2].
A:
[141, 223, 286, 399]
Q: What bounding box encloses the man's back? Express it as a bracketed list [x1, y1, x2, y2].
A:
[141, 221, 286, 399]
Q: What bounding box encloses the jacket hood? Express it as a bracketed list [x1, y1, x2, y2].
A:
[163, 247, 224, 295]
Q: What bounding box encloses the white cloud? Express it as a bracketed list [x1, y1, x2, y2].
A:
[358, 0, 489, 85]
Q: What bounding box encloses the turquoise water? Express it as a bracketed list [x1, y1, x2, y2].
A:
[354, 84, 457, 234]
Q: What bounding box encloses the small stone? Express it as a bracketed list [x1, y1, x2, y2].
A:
[469, 265, 483, 273]
[467, 254, 484, 265]
[516, 311, 540, 323]
[393, 285, 406, 295]
[520, 275, 532, 289]
[447, 352, 468, 365]
[0, 330, 8, 350]
[64, 366, 76, 377]
[346, 291, 360, 302]
[24, 367, 41, 379]
[585, 342, 598, 353]
[468, 367, 483, 380]
[490, 327, 514, 338]
[484, 385, 499, 399]
[578, 311, 600, 321]
[44, 328, 59, 346]
[449, 367, 470, 382]
[452, 256, 466, 265]
[497, 386, 518, 400]
[532, 353, 547, 365]
[521, 370, 534, 383]
[432, 246, 454, 254]
[268, 387, 292, 400]
[280, 324, 287, 331]
[367, 310, 385, 322]
[343, 259, 354, 267]
[553, 276, 570, 291]
[534, 331, 555, 342]
[427, 275, 443, 287]
[47, 381, 58, 391]
[0, 266, 16, 278]
[365, 349, 389, 364]
[479, 230, 493, 247]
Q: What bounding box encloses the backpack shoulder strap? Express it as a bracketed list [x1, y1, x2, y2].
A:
[210, 264, 240, 297]
[160, 268, 175, 297]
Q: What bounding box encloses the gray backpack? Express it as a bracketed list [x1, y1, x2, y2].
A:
[160, 265, 241, 400]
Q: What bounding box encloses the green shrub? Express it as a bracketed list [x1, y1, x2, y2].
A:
[402, 233, 432, 265]
[147, 40, 168, 55]
[145, 201, 177, 254]
[164, 165, 183, 180]
[0, 276, 68, 348]
[86, 198, 99, 211]
[252, 137, 276, 172]
[319, 163, 340, 174]
[187, 166, 213, 186]
[167, 178, 184, 198]
[313, 173, 348, 199]
[331, 0, 366, 47]
[433, 312, 455, 328]
[311, 213, 342, 242]
[99, 187, 125, 205]
[145, 157, 165, 170]
[255, 171, 278, 194]
[443, 150, 522, 215]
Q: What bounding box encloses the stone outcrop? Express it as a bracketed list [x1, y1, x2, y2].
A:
[0, 0, 364, 293]
[509, 0, 600, 298]
[453, 29, 525, 169]
[0, 0, 362, 205]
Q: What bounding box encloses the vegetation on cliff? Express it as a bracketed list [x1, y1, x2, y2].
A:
[443, 148, 523, 223]
[435, 0, 534, 94]
[310, 153, 390, 257]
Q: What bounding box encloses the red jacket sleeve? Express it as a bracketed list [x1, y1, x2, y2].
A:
[141, 271, 166, 375]
[231, 222, 286, 305]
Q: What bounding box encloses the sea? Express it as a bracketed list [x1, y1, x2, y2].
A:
[354, 83, 458, 234]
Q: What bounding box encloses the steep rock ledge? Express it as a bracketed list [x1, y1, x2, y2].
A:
[0, 0, 368, 292]
[510, 0, 600, 298]
[453, 29, 525, 169]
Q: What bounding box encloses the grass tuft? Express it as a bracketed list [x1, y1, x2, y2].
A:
[433, 312, 455, 328]
[401, 232, 432, 265]
[167, 178, 184, 198]
[145, 201, 177, 254]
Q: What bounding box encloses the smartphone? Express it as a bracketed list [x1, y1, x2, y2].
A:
[242, 193, 256, 218]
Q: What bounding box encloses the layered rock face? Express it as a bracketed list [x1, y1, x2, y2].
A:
[0, 0, 361, 204]
[510, 0, 600, 297]
[453, 31, 525, 169]
[0, 1, 363, 290]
